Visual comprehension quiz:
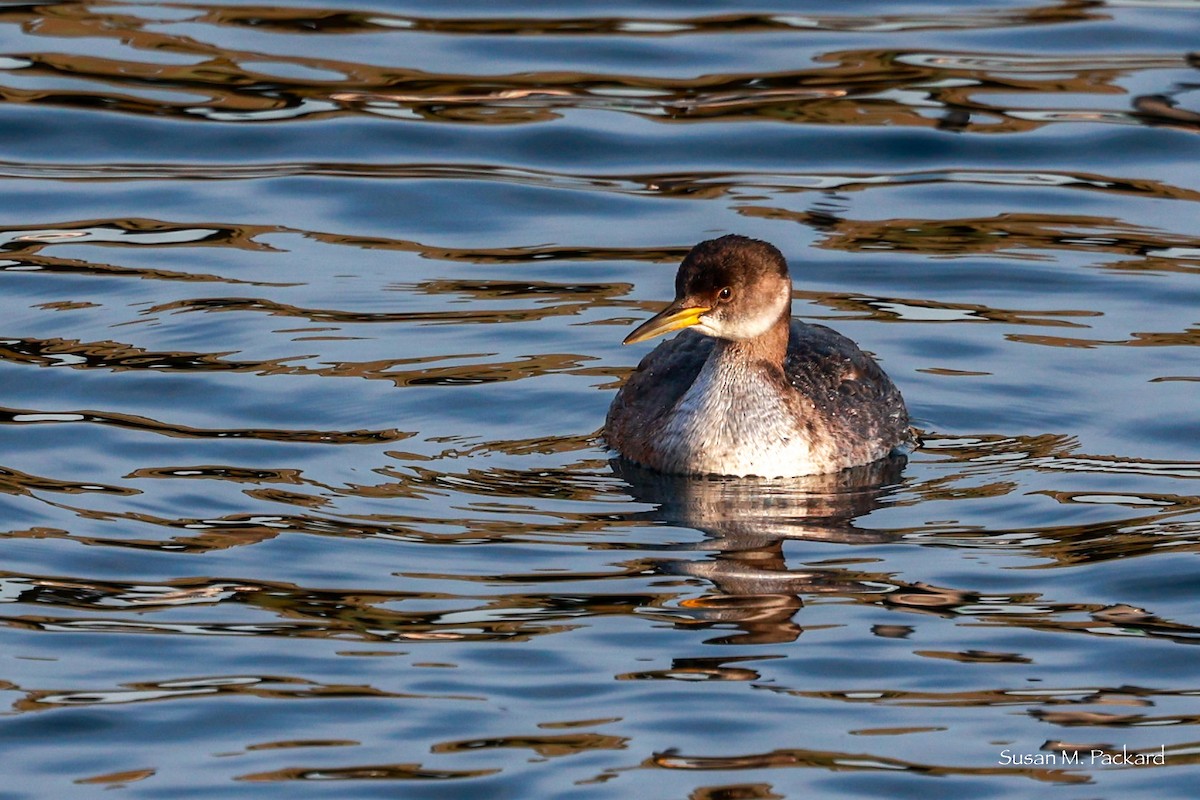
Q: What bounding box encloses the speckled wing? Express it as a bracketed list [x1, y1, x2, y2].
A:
[784, 321, 911, 450]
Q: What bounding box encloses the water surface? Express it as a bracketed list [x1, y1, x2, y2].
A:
[1, 1, 1199, 798]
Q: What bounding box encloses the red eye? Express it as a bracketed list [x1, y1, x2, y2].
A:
[718, 287, 732, 301]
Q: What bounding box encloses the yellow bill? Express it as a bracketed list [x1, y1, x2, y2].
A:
[623, 302, 711, 345]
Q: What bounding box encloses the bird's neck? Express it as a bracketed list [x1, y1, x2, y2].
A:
[711, 308, 790, 368]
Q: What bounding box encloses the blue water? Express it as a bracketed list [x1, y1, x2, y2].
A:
[0, 1, 1198, 798]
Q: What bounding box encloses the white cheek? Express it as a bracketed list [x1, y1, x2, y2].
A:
[705, 315, 771, 340]
[700, 285, 792, 340]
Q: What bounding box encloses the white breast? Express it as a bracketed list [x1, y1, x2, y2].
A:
[656, 354, 827, 477]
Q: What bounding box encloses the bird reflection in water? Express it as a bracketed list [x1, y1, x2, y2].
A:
[613, 455, 906, 645]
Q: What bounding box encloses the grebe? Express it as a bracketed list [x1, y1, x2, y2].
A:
[606, 235, 910, 477]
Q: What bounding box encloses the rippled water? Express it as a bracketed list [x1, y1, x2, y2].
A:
[1, 1, 1199, 797]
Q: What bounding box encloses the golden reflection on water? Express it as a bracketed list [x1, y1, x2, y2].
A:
[0, 405, 413, 444]
[0, 1, 1193, 131]
[0, 2, 1197, 797]
[7, 438, 1193, 660]
[646, 746, 1094, 784]
[236, 763, 501, 782]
